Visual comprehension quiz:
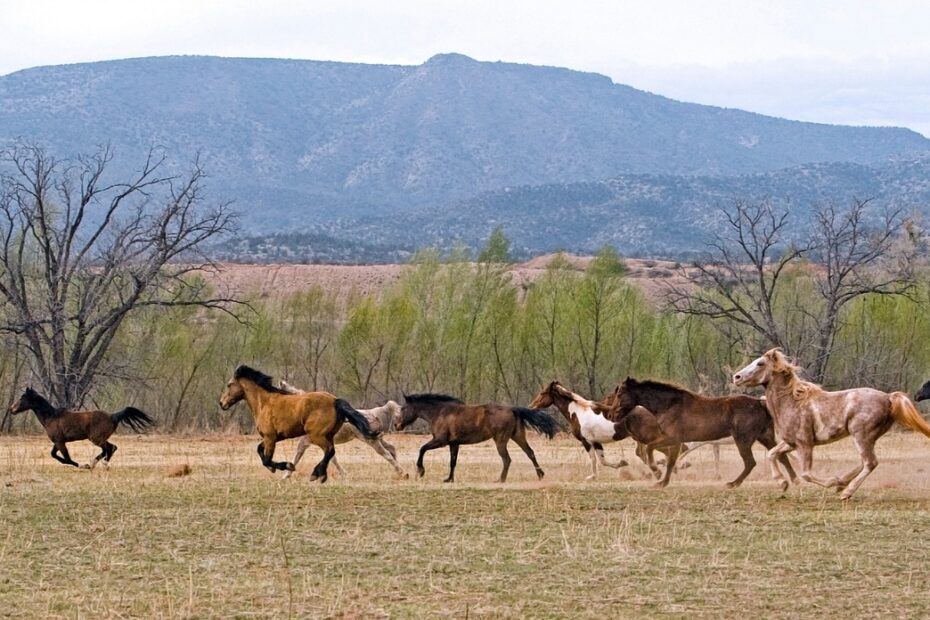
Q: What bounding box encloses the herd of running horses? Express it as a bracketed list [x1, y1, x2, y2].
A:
[9, 348, 930, 499]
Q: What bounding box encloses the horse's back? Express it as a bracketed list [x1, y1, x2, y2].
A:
[55, 409, 114, 442]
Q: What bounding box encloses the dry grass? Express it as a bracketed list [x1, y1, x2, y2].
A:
[2, 433, 930, 618]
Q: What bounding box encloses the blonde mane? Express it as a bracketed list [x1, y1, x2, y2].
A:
[766, 348, 823, 403]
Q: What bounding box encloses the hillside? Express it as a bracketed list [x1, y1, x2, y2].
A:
[2, 53, 928, 236]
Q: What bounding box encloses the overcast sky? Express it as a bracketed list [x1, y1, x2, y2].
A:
[3, 0, 929, 136]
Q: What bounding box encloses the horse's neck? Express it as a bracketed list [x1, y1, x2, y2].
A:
[634, 388, 685, 413]
[29, 398, 59, 426]
[551, 395, 577, 420]
[240, 382, 270, 420]
[765, 373, 799, 416]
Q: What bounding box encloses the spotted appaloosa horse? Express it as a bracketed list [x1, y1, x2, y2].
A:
[734, 348, 930, 499]
[528, 381, 629, 480]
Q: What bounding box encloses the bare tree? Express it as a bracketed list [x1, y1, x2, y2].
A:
[0, 142, 240, 405]
[667, 198, 915, 383]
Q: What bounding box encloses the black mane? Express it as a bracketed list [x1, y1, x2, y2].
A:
[628, 379, 695, 398]
[234, 365, 289, 394]
[404, 393, 465, 406]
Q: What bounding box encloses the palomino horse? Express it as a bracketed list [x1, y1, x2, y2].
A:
[218, 365, 377, 482]
[734, 348, 930, 499]
[9, 387, 153, 468]
[394, 393, 557, 482]
[609, 377, 796, 488]
[528, 381, 629, 480]
[278, 380, 408, 479]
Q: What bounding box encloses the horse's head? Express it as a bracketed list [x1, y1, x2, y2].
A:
[394, 395, 419, 431]
[219, 375, 245, 410]
[917, 380, 930, 402]
[611, 378, 641, 412]
[733, 348, 790, 388]
[529, 381, 573, 409]
[8, 387, 40, 414]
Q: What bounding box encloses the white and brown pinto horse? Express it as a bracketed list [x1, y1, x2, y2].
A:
[734, 348, 930, 499]
[529, 381, 629, 480]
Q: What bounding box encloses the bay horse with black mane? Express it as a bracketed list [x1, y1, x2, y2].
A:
[9, 387, 154, 468]
[394, 393, 557, 482]
[609, 377, 796, 488]
[219, 365, 378, 483]
[735, 348, 930, 499]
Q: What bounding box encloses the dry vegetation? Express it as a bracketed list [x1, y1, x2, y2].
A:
[3, 433, 930, 618]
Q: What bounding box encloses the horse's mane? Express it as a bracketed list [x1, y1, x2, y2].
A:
[766, 349, 823, 402]
[234, 365, 289, 394]
[626, 379, 694, 398]
[22, 387, 60, 416]
[404, 393, 465, 406]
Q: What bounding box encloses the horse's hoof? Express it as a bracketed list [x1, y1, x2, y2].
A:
[839, 493, 852, 501]
[416, 469, 425, 479]
[443, 478, 454, 483]
[584, 475, 596, 481]
[779, 481, 789, 493]
[398, 472, 410, 480]
[652, 481, 668, 489]
[317, 475, 328, 484]
[619, 460, 629, 467]
[725, 481, 740, 489]
[80, 464, 92, 470]
[537, 471, 545, 480]
[284, 462, 295, 472]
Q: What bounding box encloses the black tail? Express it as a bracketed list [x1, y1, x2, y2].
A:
[514, 407, 558, 438]
[111, 406, 155, 433]
[334, 399, 379, 439]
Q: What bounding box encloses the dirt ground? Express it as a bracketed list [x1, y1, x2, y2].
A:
[2, 432, 930, 618]
[201, 254, 689, 304]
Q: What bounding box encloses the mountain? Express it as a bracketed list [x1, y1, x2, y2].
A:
[216, 154, 930, 262]
[2, 54, 929, 234]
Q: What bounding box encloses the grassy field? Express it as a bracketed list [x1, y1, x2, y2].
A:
[2, 432, 930, 618]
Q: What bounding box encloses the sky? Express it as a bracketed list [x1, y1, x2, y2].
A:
[2, 0, 929, 136]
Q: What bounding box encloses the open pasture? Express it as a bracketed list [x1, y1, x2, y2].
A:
[2, 433, 930, 618]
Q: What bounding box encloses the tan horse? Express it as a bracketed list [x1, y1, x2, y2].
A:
[278, 380, 408, 479]
[219, 365, 377, 483]
[734, 348, 930, 499]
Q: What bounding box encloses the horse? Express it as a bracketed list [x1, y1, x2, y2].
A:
[8, 387, 153, 469]
[734, 348, 930, 499]
[528, 381, 630, 480]
[394, 393, 557, 483]
[278, 380, 408, 479]
[218, 365, 378, 482]
[608, 377, 797, 488]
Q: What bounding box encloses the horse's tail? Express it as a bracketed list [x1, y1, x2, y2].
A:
[111, 407, 155, 433]
[334, 399, 380, 440]
[513, 407, 558, 439]
[889, 392, 930, 439]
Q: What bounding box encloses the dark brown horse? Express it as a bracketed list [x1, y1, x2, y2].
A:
[9, 387, 154, 468]
[394, 393, 557, 482]
[609, 377, 797, 488]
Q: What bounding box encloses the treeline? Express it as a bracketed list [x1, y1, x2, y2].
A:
[3, 234, 929, 434]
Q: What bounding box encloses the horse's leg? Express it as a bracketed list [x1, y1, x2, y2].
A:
[53, 443, 80, 467]
[654, 443, 681, 488]
[794, 443, 835, 489]
[726, 435, 756, 488]
[416, 438, 444, 479]
[637, 443, 663, 479]
[759, 430, 798, 484]
[495, 438, 512, 483]
[308, 435, 336, 483]
[257, 437, 293, 473]
[444, 444, 459, 483]
[581, 438, 598, 481]
[593, 442, 628, 469]
[103, 442, 117, 468]
[765, 440, 794, 491]
[282, 436, 310, 480]
[838, 433, 880, 500]
[368, 437, 408, 479]
[85, 442, 108, 470]
[512, 432, 545, 480]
